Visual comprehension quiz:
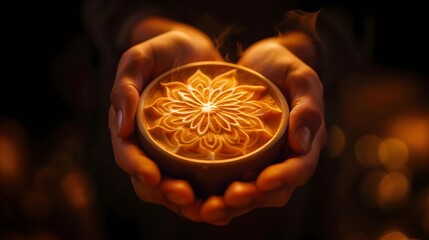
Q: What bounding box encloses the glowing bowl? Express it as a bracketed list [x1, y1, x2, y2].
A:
[137, 61, 288, 197]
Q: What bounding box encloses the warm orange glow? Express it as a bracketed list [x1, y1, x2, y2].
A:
[61, 172, 91, 209]
[0, 137, 21, 181]
[376, 172, 410, 210]
[327, 124, 346, 158]
[355, 135, 383, 168]
[387, 114, 429, 170]
[378, 230, 410, 240]
[378, 138, 408, 170]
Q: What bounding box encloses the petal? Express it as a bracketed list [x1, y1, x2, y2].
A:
[211, 112, 231, 132]
[201, 132, 221, 150]
[189, 87, 206, 103]
[217, 111, 240, 127]
[224, 128, 249, 146]
[160, 115, 183, 130]
[161, 82, 188, 99]
[169, 101, 199, 115]
[196, 113, 210, 136]
[211, 70, 238, 90]
[210, 89, 236, 104]
[148, 125, 178, 148]
[146, 97, 172, 115]
[208, 113, 222, 134]
[234, 85, 267, 100]
[187, 70, 211, 89]
[238, 100, 282, 117]
[244, 129, 273, 149]
[175, 128, 199, 145]
[236, 115, 265, 129]
[182, 111, 203, 124]
[178, 91, 202, 105]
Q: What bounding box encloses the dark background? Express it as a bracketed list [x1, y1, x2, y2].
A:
[1, 1, 429, 239]
[2, 0, 429, 138]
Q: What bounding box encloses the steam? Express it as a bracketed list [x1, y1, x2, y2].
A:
[274, 9, 321, 41]
[212, 24, 245, 63]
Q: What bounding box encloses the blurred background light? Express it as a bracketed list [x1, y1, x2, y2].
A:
[354, 134, 383, 168]
[378, 229, 410, 240]
[378, 138, 408, 170]
[376, 172, 410, 210]
[327, 124, 346, 158]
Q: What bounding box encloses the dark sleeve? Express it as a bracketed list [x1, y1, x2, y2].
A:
[275, 6, 366, 88]
[81, 0, 165, 62]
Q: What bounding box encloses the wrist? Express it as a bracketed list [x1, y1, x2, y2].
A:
[275, 31, 320, 71]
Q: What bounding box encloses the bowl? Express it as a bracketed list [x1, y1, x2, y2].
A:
[136, 61, 289, 197]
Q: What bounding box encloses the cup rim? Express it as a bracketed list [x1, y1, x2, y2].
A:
[137, 61, 289, 165]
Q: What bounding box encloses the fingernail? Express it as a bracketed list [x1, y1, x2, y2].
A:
[295, 126, 311, 153]
[116, 109, 123, 134]
[264, 180, 283, 191]
[166, 193, 187, 205]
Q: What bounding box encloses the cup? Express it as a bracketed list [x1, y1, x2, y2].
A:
[137, 61, 289, 197]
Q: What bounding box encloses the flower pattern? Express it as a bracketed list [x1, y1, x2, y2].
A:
[145, 69, 282, 160]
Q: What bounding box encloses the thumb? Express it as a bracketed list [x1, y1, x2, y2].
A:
[110, 82, 140, 138]
[287, 102, 322, 154]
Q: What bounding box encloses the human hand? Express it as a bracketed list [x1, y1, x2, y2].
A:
[110, 18, 325, 225]
[196, 32, 327, 225]
[109, 17, 222, 222]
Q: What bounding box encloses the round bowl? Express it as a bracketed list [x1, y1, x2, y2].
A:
[137, 61, 289, 197]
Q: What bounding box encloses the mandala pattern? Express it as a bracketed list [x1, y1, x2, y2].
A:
[145, 69, 282, 160]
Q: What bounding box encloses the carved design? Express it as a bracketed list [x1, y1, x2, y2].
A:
[145, 69, 282, 160]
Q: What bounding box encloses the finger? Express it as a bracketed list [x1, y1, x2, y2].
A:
[111, 31, 222, 137]
[201, 196, 230, 225]
[224, 181, 258, 208]
[225, 185, 295, 220]
[110, 107, 161, 187]
[257, 186, 295, 208]
[257, 128, 326, 191]
[238, 41, 324, 154]
[131, 177, 187, 219]
[180, 199, 204, 222]
[157, 178, 195, 205]
[131, 177, 157, 204]
[285, 66, 323, 154]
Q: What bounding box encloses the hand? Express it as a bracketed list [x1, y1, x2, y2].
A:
[198, 32, 327, 225]
[109, 17, 222, 222]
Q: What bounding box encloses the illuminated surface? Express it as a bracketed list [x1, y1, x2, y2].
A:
[141, 64, 284, 160]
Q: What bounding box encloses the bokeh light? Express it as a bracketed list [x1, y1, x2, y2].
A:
[378, 230, 410, 240]
[327, 124, 346, 158]
[360, 170, 410, 211]
[61, 171, 92, 209]
[387, 114, 429, 171]
[378, 138, 408, 170]
[360, 170, 385, 209]
[376, 172, 410, 210]
[355, 134, 383, 168]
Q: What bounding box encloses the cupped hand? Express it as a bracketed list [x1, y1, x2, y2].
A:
[198, 32, 327, 225]
[109, 18, 222, 222]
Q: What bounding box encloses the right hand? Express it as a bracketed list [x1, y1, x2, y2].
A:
[109, 18, 223, 221]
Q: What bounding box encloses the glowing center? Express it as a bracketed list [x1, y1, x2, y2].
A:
[201, 102, 217, 112]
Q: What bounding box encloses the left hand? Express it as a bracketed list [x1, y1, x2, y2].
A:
[199, 32, 327, 225]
